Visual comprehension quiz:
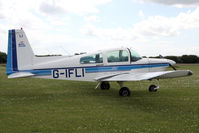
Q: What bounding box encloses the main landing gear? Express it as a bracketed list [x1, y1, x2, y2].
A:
[95, 81, 110, 90]
[95, 81, 130, 96]
[117, 79, 160, 96]
[119, 87, 130, 97]
[95, 79, 160, 97]
[100, 81, 110, 90]
[117, 81, 130, 97]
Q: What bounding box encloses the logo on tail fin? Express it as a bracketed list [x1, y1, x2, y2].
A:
[18, 41, 26, 47]
[19, 34, 23, 38]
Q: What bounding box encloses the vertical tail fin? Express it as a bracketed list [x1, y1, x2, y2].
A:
[6, 29, 35, 75]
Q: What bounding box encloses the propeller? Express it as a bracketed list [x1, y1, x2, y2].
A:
[158, 55, 177, 71]
[159, 54, 164, 58]
[169, 63, 176, 71]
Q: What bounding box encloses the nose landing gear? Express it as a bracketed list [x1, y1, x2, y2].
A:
[149, 84, 158, 92]
[149, 79, 159, 92]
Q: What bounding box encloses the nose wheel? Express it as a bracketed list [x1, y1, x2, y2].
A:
[149, 85, 158, 92]
[149, 79, 159, 92]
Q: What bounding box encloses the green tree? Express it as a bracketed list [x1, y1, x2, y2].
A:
[165, 56, 182, 63]
[0, 51, 7, 64]
[181, 55, 199, 63]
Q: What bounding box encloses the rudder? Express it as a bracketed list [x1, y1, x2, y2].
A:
[6, 29, 35, 75]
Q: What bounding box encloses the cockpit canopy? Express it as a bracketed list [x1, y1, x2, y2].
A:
[80, 48, 142, 64]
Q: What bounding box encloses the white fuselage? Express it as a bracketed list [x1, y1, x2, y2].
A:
[30, 48, 175, 82]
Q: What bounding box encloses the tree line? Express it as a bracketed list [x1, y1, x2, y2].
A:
[149, 55, 199, 63]
[0, 52, 7, 64]
[0, 51, 199, 64]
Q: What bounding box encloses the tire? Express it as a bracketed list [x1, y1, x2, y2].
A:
[149, 85, 157, 92]
[119, 87, 130, 97]
[100, 82, 110, 90]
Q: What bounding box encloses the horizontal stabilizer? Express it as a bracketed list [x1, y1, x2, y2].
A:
[8, 72, 35, 79]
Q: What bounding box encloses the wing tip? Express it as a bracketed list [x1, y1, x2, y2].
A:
[188, 70, 193, 76]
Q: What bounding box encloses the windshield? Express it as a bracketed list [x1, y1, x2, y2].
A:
[130, 49, 142, 62]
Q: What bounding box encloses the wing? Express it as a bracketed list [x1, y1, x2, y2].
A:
[95, 70, 192, 82]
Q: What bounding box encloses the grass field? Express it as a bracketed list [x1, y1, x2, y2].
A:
[0, 64, 199, 133]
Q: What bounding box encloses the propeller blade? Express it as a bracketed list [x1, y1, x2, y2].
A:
[169, 63, 176, 70]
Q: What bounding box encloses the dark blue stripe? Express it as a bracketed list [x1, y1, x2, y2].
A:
[34, 63, 169, 70]
[12, 30, 18, 71]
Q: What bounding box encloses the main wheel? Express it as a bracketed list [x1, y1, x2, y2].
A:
[100, 82, 110, 90]
[149, 85, 158, 92]
[119, 87, 130, 97]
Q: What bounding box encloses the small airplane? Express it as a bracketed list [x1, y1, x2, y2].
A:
[6, 28, 193, 96]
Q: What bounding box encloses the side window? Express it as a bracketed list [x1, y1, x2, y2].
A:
[80, 53, 103, 64]
[107, 50, 129, 63]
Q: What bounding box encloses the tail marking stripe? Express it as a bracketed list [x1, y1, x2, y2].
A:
[12, 30, 18, 71]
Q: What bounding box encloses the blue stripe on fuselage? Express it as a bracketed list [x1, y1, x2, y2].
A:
[7, 63, 169, 76]
[85, 63, 169, 73]
[29, 63, 169, 76]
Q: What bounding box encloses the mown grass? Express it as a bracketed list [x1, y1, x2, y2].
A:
[0, 64, 199, 133]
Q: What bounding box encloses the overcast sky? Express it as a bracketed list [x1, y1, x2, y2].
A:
[0, 0, 199, 56]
